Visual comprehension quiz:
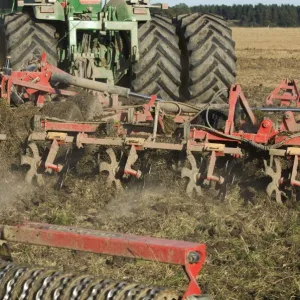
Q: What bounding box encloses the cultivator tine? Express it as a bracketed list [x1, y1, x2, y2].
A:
[36, 174, 45, 187]
[181, 153, 202, 198]
[21, 143, 45, 186]
[264, 158, 283, 204]
[29, 143, 40, 160]
[266, 181, 283, 204]
[99, 148, 124, 192]
[216, 160, 236, 200]
[124, 146, 142, 179]
[24, 167, 36, 186]
[20, 155, 35, 167]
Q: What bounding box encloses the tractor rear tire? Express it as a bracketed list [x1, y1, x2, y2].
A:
[178, 13, 237, 105]
[131, 15, 182, 101]
[4, 13, 58, 70]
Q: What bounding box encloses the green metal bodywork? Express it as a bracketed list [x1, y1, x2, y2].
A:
[3, 0, 161, 83]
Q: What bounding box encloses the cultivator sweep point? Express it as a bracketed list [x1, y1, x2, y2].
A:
[0, 223, 207, 300]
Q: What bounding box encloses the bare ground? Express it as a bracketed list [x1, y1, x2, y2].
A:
[0, 28, 300, 300]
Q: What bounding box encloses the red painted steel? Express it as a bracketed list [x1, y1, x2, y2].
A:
[0, 53, 76, 107]
[266, 79, 300, 107]
[2, 222, 206, 298]
[42, 120, 100, 133]
[224, 85, 257, 134]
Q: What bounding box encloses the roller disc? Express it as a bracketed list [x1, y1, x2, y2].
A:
[0, 260, 179, 300]
[99, 148, 124, 192]
[264, 158, 283, 204]
[20, 143, 44, 186]
[181, 153, 202, 198]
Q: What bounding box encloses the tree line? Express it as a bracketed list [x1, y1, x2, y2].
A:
[154, 3, 300, 27]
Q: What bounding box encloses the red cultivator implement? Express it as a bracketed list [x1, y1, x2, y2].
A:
[21, 85, 300, 204]
[0, 222, 207, 299]
[2, 54, 300, 205]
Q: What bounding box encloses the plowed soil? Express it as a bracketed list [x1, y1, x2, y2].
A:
[0, 28, 300, 300]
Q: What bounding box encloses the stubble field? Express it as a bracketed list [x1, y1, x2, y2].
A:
[233, 27, 300, 104]
[0, 28, 300, 300]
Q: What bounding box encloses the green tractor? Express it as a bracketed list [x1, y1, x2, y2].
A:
[0, 0, 236, 105]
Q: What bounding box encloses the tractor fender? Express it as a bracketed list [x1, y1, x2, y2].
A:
[33, 2, 65, 21]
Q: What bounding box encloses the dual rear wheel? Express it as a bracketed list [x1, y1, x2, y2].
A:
[4, 13, 236, 106]
[131, 14, 237, 105]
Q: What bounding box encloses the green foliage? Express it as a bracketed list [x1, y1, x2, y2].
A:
[152, 3, 300, 27]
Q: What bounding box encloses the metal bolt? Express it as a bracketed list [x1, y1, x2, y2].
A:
[187, 251, 200, 264]
[262, 120, 271, 128]
[285, 113, 290, 119]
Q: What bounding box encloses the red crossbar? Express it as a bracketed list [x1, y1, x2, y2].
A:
[1, 222, 206, 298]
[42, 120, 99, 133]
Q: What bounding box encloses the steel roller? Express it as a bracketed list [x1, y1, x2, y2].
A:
[0, 260, 179, 300]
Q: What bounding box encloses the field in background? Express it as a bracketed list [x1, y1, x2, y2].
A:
[0, 27, 299, 300]
[233, 27, 300, 105]
[234, 27, 300, 50]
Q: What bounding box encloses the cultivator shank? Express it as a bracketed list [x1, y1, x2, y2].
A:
[0, 223, 207, 300]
